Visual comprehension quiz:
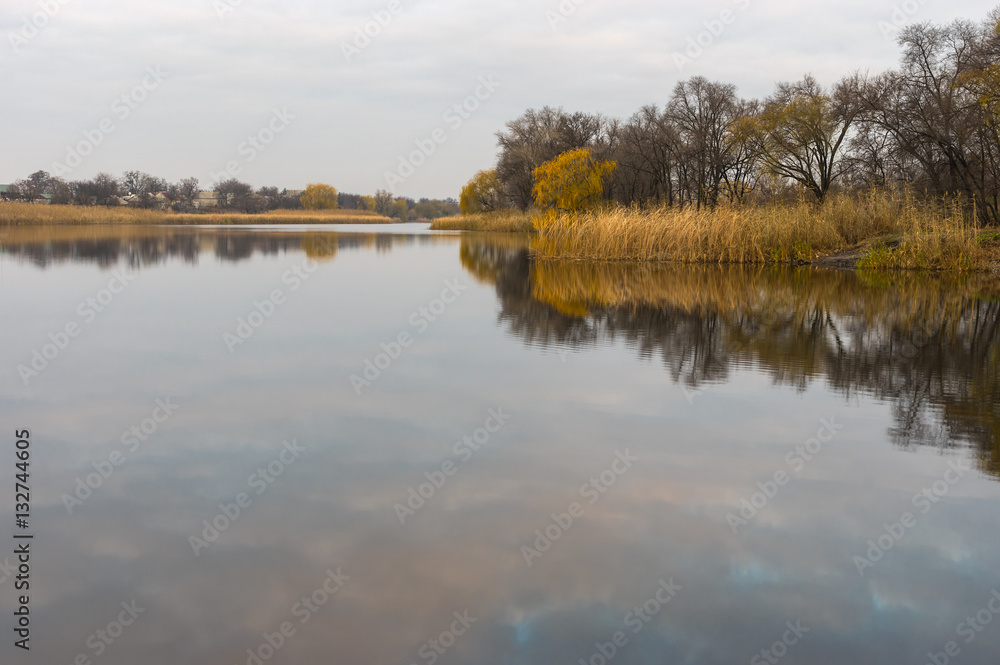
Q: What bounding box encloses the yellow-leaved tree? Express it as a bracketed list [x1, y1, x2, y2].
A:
[459, 169, 502, 214]
[531, 148, 616, 228]
[300, 183, 339, 210]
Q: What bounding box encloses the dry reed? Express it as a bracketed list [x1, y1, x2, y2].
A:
[430, 210, 534, 233]
[531, 191, 992, 271]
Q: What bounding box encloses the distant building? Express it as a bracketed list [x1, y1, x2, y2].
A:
[0, 185, 50, 204]
[194, 191, 219, 209]
[284, 189, 305, 198]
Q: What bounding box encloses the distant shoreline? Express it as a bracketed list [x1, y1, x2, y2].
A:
[6, 201, 1000, 273]
[0, 202, 397, 226]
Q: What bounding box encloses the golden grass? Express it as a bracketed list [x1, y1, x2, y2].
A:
[531, 191, 992, 271]
[430, 210, 534, 233]
[1, 203, 168, 225]
[0, 202, 393, 226]
[195, 209, 393, 224]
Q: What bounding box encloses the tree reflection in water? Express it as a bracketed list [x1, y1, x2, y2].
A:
[0, 226, 452, 269]
[461, 235, 1000, 477]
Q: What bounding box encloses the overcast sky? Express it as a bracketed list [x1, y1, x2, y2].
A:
[0, 0, 995, 199]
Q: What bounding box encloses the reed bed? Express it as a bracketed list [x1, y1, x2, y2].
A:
[190, 209, 393, 224]
[531, 191, 992, 271]
[430, 210, 534, 233]
[1, 203, 168, 225]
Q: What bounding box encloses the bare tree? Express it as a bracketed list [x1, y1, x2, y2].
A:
[612, 105, 680, 206]
[12, 170, 52, 202]
[667, 77, 742, 209]
[214, 179, 262, 213]
[91, 173, 122, 206]
[120, 171, 167, 209]
[48, 178, 72, 205]
[179, 177, 200, 205]
[855, 17, 1000, 223]
[744, 75, 861, 202]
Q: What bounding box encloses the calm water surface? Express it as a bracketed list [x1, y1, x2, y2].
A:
[1, 224, 999, 665]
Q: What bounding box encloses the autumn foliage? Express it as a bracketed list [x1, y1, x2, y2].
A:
[460, 169, 502, 214]
[531, 149, 616, 228]
[300, 183, 339, 210]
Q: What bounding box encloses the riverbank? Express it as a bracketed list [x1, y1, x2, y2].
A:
[430, 210, 534, 233]
[438, 194, 1000, 272]
[0, 202, 394, 225]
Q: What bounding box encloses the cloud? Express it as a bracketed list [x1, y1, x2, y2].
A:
[0, 0, 993, 198]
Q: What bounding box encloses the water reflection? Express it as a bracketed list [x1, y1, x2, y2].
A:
[1, 227, 999, 665]
[0, 225, 455, 269]
[462, 236, 1000, 476]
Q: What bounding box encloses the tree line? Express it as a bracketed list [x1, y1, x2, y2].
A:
[2, 170, 459, 220]
[464, 9, 1000, 225]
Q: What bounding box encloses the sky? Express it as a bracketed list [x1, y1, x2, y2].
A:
[0, 0, 996, 200]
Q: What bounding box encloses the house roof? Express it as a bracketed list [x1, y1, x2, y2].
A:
[0, 185, 49, 199]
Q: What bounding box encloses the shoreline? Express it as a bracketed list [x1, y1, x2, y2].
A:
[434, 200, 1000, 273]
[5, 203, 999, 273]
[521, 237, 1000, 273]
[0, 202, 396, 226]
